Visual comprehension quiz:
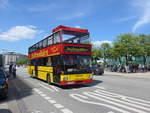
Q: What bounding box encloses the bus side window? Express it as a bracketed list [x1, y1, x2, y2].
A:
[54, 32, 60, 44]
[39, 41, 43, 49]
[33, 45, 36, 52]
[36, 43, 39, 50]
[43, 39, 48, 48]
[48, 36, 53, 45]
[47, 57, 52, 66]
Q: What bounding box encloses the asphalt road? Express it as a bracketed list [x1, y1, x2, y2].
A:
[0, 67, 150, 113]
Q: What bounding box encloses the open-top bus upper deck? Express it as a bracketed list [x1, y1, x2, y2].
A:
[28, 25, 91, 59]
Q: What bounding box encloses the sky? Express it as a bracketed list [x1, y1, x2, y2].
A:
[0, 0, 150, 54]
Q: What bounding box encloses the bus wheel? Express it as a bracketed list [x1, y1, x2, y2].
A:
[47, 74, 51, 85]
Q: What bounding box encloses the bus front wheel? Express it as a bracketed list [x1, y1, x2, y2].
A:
[47, 74, 51, 85]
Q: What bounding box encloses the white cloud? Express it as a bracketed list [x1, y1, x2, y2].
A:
[75, 25, 81, 28]
[132, 0, 150, 32]
[0, 0, 9, 9]
[92, 40, 112, 47]
[0, 25, 40, 42]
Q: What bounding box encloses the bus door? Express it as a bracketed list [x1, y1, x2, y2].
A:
[33, 59, 38, 77]
[53, 66, 61, 83]
[34, 65, 38, 77]
[52, 56, 61, 83]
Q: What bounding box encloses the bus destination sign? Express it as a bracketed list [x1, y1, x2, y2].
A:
[64, 46, 90, 53]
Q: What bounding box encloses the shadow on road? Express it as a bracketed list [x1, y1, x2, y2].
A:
[0, 109, 12, 113]
[7, 76, 33, 101]
[0, 72, 34, 113]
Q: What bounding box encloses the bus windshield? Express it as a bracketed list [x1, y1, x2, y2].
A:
[63, 34, 90, 44]
[62, 55, 92, 74]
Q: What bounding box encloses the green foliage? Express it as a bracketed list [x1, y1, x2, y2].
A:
[138, 34, 150, 57]
[92, 47, 102, 64]
[100, 42, 112, 60]
[92, 33, 150, 65]
[15, 58, 29, 65]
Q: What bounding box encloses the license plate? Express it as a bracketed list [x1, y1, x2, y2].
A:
[67, 82, 75, 84]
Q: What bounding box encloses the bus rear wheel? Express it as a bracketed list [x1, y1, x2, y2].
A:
[47, 74, 51, 85]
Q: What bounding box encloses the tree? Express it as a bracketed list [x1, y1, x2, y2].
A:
[138, 34, 150, 65]
[100, 42, 112, 64]
[15, 58, 29, 65]
[113, 34, 140, 65]
[92, 47, 102, 64]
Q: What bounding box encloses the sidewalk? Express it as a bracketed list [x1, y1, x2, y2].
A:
[104, 71, 150, 78]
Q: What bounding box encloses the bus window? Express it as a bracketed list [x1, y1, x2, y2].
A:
[47, 57, 52, 66]
[36, 43, 39, 50]
[43, 39, 48, 48]
[52, 56, 61, 66]
[48, 36, 53, 45]
[63, 55, 76, 65]
[54, 32, 60, 44]
[33, 45, 36, 52]
[29, 47, 31, 53]
[39, 41, 43, 49]
[43, 57, 48, 66]
[80, 35, 90, 44]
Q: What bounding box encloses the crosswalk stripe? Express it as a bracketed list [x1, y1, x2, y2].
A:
[61, 108, 73, 113]
[70, 93, 130, 113]
[39, 83, 55, 92]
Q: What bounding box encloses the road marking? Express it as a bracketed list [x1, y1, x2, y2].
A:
[33, 88, 40, 92]
[94, 86, 106, 90]
[40, 82, 59, 92]
[70, 88, 150, 113]
[34, 88, 73, 113]
[40, 93, 47, 97]
[61, 109, 73, 113]
[39, 83, 55, 92]
[94, 90, 150, 110]
[31, 110, 43, 113]
[44, 96, 51, 100]
[108, 111, 114, 113]
[70, 94, 130, 113]
[49, 85, 59, 92]
[47, 100, 56, 104]
[84, 92, 148, 113]
[95, 89, 150, 106]
[37, 91, 43, 94]
[54, 104, 64, 109]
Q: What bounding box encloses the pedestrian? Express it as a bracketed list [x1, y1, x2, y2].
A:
[9, 64, 13, 74]
[12, 65, 16, 78]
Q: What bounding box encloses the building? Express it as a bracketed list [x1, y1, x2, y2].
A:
[2, 52, 27, 66]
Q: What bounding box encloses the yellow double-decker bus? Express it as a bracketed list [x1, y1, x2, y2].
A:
[28, 25, 93, 86]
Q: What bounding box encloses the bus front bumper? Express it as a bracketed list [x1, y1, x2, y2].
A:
[59, 79, 93, 85]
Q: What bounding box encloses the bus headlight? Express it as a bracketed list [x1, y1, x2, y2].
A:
[63, 77, 68, 81]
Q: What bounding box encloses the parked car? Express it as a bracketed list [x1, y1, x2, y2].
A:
[0, 69, 8, 99]
[91, 65, 104, 75]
